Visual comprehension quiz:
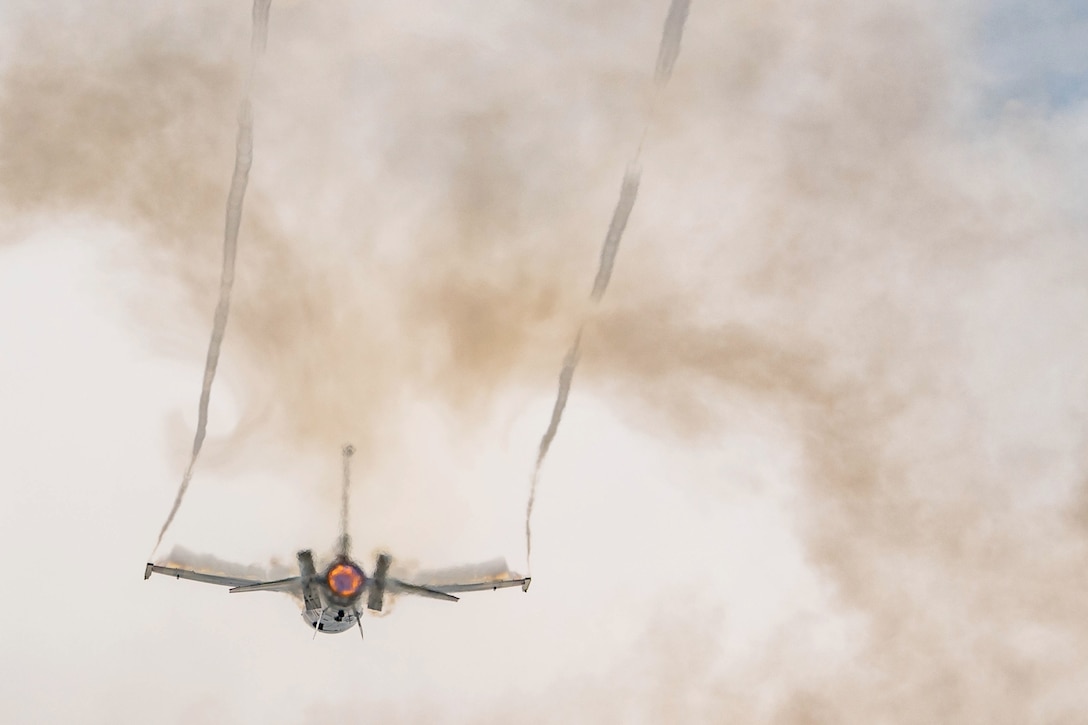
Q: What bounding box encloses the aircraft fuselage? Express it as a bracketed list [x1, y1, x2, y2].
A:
[303, 606, 358, 634]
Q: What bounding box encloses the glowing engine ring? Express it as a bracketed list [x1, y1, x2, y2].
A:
[326, 561, 365, 599]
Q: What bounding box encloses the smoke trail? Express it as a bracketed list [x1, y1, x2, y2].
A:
[591, 168, 642, 302]
[525, 0, 690, 568]
[525, 331, 581, 565]
[151, 0, 273, 556]
[533, 331, 584, 469]
[654, 0, 691, 85]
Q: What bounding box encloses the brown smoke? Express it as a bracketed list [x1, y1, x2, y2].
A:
[3, 0, 1087, 722]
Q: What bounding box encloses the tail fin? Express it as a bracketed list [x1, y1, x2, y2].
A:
[337, 445, 355, 558]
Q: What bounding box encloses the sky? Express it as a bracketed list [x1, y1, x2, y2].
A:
[0, 1, 1087, 723]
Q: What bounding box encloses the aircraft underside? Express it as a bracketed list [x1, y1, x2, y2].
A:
[303, 607, 358, 634]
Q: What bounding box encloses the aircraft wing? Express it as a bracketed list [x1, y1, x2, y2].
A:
[386, 578, 460, 602]
[144, 563, 302, 595]
[393, 555, 533, 596]
[404, 557, 531, 595]
[426, 576, 531, 594]
[229, 577, 303, 594]
[144, 562, 260, 588]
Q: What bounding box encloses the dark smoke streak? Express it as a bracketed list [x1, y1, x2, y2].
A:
[534, 332, 584, 469]
[524, 170, 637, 564]
[591, 168, 641, 302]
[525, 331, 582, 565]
[654, 0, 691, 85]
[524, 1, 690, 569]
[151, 0, 273, 556]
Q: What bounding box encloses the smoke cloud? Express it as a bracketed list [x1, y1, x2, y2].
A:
[2, 0, 1087, 721]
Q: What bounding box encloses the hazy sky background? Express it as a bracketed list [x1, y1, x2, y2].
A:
[1, 1, 1086, 723]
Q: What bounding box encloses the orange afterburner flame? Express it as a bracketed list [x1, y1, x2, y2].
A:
[327, 562, 364, 598]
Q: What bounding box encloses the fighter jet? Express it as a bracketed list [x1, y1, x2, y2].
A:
[144, 445, 530, 639]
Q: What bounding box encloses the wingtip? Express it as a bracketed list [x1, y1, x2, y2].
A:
[522, 577, 531, 593]
[144, 563, 153, 580]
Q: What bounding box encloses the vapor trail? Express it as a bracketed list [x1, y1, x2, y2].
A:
[591, 168, 642, 301]
[151, 0, 273, 556]
[525, 332, 581, 565]
[654, 0, 691, 85]
[525, 0, 690, 569]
